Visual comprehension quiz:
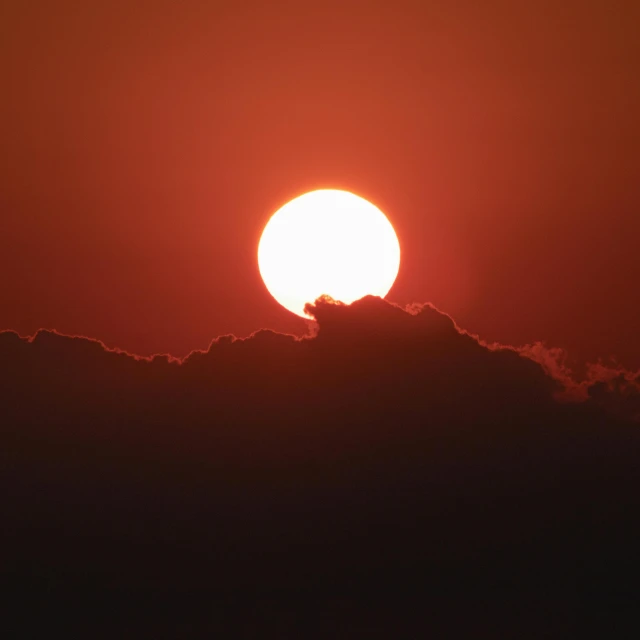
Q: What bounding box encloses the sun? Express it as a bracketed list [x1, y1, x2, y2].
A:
[258, 189, 400, 318]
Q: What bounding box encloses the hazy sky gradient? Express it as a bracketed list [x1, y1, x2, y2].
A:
[1, 0, 638, 365]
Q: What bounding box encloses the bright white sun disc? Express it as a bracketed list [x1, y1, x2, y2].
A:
[258, 189, 401, 318]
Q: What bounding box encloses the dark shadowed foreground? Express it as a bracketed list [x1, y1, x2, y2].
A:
[1, 297, 638, 638]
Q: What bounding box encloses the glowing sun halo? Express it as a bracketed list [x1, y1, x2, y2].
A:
[258, 189, 401, 318]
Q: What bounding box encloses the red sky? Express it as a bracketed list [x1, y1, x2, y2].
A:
[1, 0, 638, 367]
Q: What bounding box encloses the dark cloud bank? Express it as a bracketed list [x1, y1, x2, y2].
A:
[1, 296, 639, 637]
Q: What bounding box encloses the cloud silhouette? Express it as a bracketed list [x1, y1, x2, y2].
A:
[1, 296, 639, 636]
